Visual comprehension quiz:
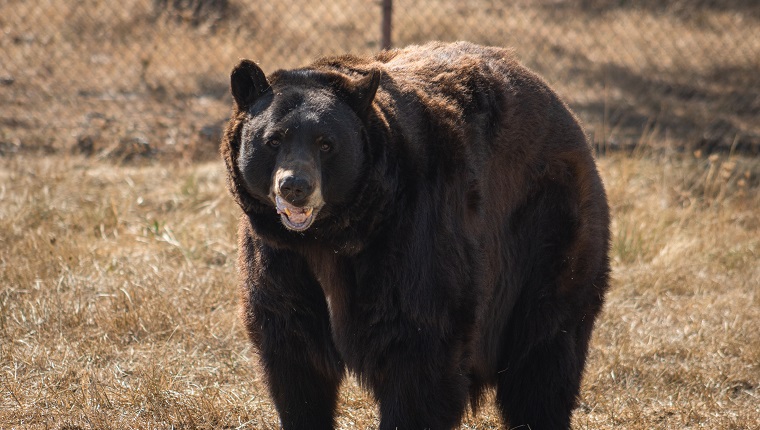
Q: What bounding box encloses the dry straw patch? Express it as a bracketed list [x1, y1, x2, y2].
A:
[3, 0, 758, 159]
[1, 149, 758, 429]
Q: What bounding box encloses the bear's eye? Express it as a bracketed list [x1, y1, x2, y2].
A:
[319, 139, 332, 152]
[265, 138, 280, 148]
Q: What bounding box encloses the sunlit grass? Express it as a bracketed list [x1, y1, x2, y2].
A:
[1, 150, 758, 428]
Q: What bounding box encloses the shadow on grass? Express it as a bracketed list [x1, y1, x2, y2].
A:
[563, 0, 760, 21]
[548, 50, 760, 155]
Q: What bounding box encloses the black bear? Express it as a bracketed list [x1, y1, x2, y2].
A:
[221, 41, 610, 430]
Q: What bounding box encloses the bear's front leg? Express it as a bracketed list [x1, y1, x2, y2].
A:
[366, 323, 472, 430]
[239, 231, 343, 430]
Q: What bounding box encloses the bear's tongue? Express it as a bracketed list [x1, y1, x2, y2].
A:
[275, 196, 313, 225]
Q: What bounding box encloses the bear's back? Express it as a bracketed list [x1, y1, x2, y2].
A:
[371, 42, 586, 157]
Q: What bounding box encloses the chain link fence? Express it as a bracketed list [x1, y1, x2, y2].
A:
[2, 0, 758, 161]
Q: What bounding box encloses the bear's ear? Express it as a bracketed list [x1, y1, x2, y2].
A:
[230, 60, 270, 110]
[340, 68, 381, 116]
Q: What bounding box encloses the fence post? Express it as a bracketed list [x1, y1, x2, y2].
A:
[381, 0, 392, 50]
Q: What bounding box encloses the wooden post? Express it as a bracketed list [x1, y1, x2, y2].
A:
[381, 0, 392, 50]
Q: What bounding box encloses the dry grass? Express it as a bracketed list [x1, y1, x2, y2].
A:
[2, 1, 759, 427]
[1, 147, 758, 429]
[2, 0, 758, 160]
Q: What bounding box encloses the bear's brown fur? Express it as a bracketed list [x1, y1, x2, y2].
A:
[222, 41, 610, 429]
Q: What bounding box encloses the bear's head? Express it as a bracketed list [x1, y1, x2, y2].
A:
[223, 60, 381, 234]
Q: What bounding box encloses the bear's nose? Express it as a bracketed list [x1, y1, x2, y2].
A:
[278, 175, 314, 206]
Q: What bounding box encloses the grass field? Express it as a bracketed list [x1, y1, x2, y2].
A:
[2, 0, 759, 159]
[2, 0, 759, 428]
[1, 148, 758, 429]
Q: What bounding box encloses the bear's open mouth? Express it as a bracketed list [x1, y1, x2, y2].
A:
[275, 195, 317, 231]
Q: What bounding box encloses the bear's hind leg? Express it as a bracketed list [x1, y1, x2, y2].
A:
[495, 316, 595, 430]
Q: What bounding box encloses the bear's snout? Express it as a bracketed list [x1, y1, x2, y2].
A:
[272, 167, 323, 231]
[278, 174, 315, 206]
